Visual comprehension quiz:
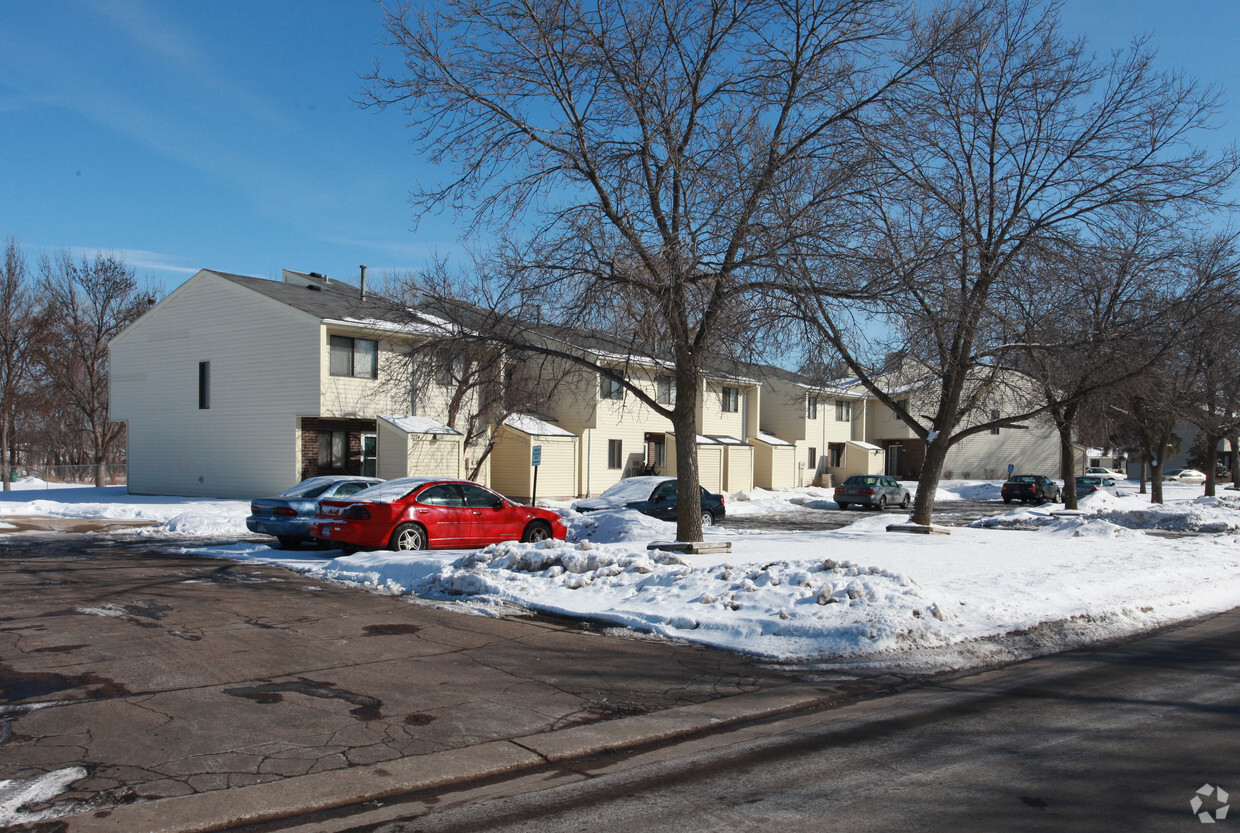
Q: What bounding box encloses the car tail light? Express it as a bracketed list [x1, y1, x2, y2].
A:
[834, 487, 844, 492]
[273, 507, 297, 517]
[341, 504, 371, 520]
[249, 503, 261, 514]
[860, 489, 875, 496]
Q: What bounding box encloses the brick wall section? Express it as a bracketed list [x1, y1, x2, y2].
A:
[300, 418, 377, 479]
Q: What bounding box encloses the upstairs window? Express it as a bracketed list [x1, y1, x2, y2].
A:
[600, 373, 623, 400]
[656, 375, 677, 406]
[807, 395, 819, 420]
[329, 335, 378, 379]
[722, 386, 739, 413]
[835, 400, 851, 422]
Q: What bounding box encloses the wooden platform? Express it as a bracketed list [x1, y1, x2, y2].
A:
[885, 523, 951, 535]
[647, 541, 733, 554]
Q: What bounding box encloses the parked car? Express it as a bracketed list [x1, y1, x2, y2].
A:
[246, 475, 384, 548]
[834, 474, 910, 511]
[572, 475, 726, 526]
[1074, 475, 1119, 496]
[1085, 466, 1126, 479]
[1001, 475, 1061, 504]
[310, 477, 566, 552]
[1162, 468, 1207, 484]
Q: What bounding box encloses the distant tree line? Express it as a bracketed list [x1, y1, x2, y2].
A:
[0, 237, 153, 489]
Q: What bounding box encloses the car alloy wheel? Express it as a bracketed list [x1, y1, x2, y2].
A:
[390, 523, 426, 551]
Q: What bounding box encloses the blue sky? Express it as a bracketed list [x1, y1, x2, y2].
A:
[2, 1, 1237, 295]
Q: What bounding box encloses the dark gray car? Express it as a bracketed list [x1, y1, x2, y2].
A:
[834, 474, 911, 511]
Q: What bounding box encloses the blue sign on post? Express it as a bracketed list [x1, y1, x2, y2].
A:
[532, 445, 543, 467]
[1008, 463, 1015, 476]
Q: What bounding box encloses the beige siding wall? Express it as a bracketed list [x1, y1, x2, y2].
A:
[110, 272, 321, 497]
[759, 379, 809, 441]
[490, 427, 578, 502]
[753, 442, 797, 489]
[943, 423, 1061, 480]
[722, 445, 754, 493]
[698, 445, 724, 493]
[698, 380, 750, 438]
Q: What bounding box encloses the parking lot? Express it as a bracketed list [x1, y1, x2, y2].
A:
[719, 497, 1010, 533]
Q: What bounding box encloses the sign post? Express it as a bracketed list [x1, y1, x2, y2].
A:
[531, 445, 543, 506]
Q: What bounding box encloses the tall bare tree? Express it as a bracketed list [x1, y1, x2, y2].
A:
[784, 0, 1237, 524]
[40, 250, 151, 486]
[363, 0, 967, 541]
[0, 238, 50, 490]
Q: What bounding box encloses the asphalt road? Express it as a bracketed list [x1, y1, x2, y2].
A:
[312, 608, 1240, 833]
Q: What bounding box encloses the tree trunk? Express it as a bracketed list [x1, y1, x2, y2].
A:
[1230, 435, 1239, 490]
[671, 384, 702, 543]
[1203, 432, 1222, 498]
[1056, 403, 1079, 509]
[910, 435, 949, 526]
[0, 414, 8, 492]
[1151, 445, 1166, 504]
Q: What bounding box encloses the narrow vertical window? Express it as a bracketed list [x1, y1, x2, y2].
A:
[608, 439, 623, 469]
[198, 361, 210, 410]
[807, 396, 818, 420]
[808, 447, 817, 469]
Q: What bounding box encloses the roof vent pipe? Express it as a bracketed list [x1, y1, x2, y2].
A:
[360, 265, 367, 300]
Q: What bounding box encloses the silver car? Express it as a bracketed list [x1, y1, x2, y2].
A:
[1074, 475, 1119, 496]
[834, 474, 910, 511]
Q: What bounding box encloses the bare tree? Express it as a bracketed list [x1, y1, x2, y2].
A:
[1179, 233, 1240, 497]
[40, 250, 151, 486]
[363, 0, 965, 542]
[1008, 223, 1197, 508]
[783, 0, 1237, 524]
[0, 238, 50, 490]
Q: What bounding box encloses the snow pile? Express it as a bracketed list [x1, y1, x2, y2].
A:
[417, 538, 959, 658]
[973, 490, 1240, 534]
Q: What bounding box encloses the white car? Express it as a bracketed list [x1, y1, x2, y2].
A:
[1162, 468, 1207, 483]
[1085, 466, 1125, 479]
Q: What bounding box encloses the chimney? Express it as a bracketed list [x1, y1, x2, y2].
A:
[360, 265, 367, 300]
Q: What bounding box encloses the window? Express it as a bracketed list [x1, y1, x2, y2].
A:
[418, 484, 465, 506]
[835, 400, 851, 422]
[198, 361, 210, 409]
[722, 386, 739, 413]
[608, 439, 623, 470]
[807, 395, 818, 420]
[652, 481, 676, 502]
[433, 348, 468, 387]
[329, 336, 378, 379]
[656, 375, 677, 406]
[808, 447, 818, 469]
[462, 483, 504, 509]
[318, 430, 347, 470]
[990, 409, 1001, 435]
[600, 373, 623, 400]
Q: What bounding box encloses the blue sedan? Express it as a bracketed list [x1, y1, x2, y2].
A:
[247, 476, 383, 548]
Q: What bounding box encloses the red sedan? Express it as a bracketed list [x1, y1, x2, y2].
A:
[309, 477, 567, 552]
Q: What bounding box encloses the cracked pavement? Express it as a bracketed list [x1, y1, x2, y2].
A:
[0, 532, 859, 827]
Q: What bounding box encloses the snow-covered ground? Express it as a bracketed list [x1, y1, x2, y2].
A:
[1, 477, 1238, 673]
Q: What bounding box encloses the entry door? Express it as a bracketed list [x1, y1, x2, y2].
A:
[361, 434, 377, 477]
[886, 444, 904, 477]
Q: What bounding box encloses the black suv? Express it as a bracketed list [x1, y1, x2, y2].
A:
[1001, 474, 1061, 504]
